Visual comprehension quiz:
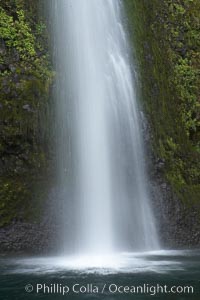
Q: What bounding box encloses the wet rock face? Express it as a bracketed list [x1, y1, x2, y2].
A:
[0, 222, 55, 254]
[149, 158, 200, 249]
[142, 118, 200, 249]
[0, 187, 65, 255]
[0, 195, 60, 255]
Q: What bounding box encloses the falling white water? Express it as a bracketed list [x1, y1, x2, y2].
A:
[48, 0, 159, 255]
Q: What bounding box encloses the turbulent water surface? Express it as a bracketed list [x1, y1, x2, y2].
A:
[1, 251, 200, 299]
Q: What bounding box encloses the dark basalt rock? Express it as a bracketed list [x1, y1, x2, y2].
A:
[149, 157, 200, 249]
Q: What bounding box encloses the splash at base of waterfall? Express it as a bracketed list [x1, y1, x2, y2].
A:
[3, 250, 190, 275]
[2, 251, 199, 300]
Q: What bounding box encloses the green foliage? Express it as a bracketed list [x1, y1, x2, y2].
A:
[0, 7, 35, 58]
[124, 0, 200, 204]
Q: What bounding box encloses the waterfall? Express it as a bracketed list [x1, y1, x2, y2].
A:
[48, 0, 159, 255]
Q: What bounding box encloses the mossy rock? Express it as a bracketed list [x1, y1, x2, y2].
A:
[124, 0, 200, 205]
[0, 0, 53, 226]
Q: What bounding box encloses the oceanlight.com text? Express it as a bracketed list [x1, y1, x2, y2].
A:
[25, 282, 194, 296]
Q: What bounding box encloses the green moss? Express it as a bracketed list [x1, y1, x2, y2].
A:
[124, 0, 200, 204]
[0, 0, 53, 226]
[0, 177, 30, 226]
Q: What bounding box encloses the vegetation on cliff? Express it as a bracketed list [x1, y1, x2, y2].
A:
[0, 0, 53, 226]
[124, 0, 200, 204]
